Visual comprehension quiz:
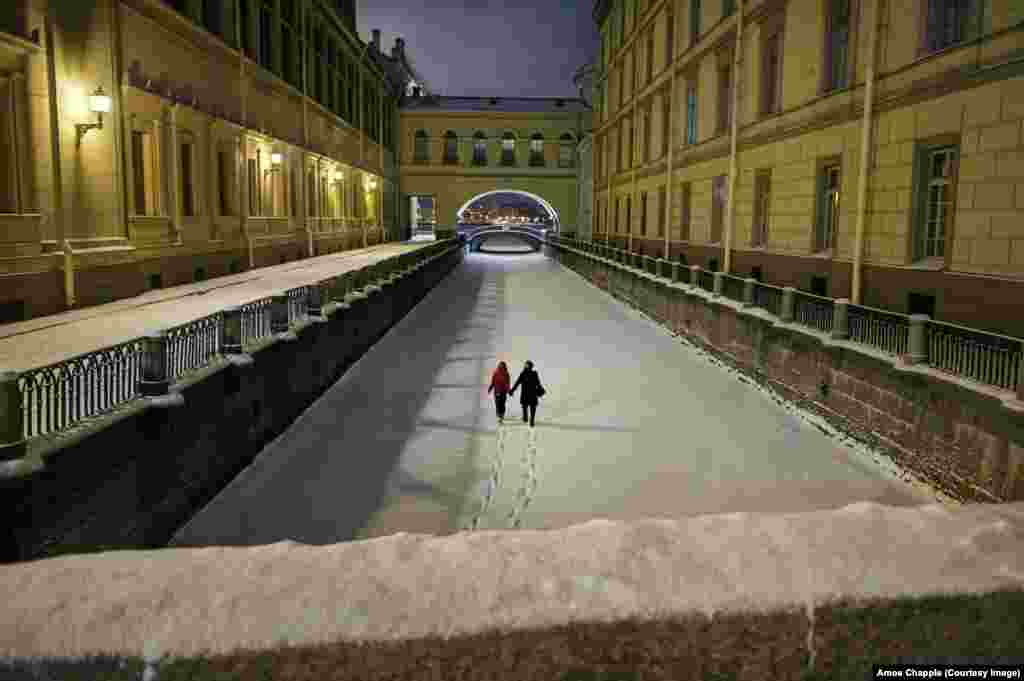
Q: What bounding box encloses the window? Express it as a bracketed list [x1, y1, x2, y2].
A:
[201, 0, 221, 37]
[560, 134, 576, 168]
[810, 275, 828, 296]
[501, 132, 516, 166]
[661, 90, 671, 157]
[752, 170, 771, 247]
[717, 60, 732, 134]
[130, 130, 159, 216]
[640, 190, 649, 236]
[194, 267, 207, 282]
[180, 142, 194, 217]
[641, 105, 651, 163]
[690, 0, 702, 43]
[615, 197, 621, 233]
[239, 0, 253, 56]
[646, 32, 655, 82]
[685, 81, 698, 145]
[625, 195, 632, 234]
[248, 157, 260, 215]
[723, 0, 736, 17]
[923, 0, 981, 53]
[824, 0, 852, 92]
[258, 0, 274, 73]
[414, 130, 429, 163]
[915, 145, 957, 260]
[530, 133, 545, 166]
[473, 131, 487, 165]
[761, 28, 783, 115]
[679, 182, 692, 241]
[443, 131, 458, 164]
[815, 163, 841, 252]
[657, 186, 666, 238]
[711, 175, 726, 243]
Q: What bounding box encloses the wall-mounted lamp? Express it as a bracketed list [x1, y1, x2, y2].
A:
[332, 169, 344, 183]
[76, 86, 112, 146]
[270, 152, 283, 166]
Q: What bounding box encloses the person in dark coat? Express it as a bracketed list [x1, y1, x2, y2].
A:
[510, 360, 545, 427]
[487, 361, 511, 423]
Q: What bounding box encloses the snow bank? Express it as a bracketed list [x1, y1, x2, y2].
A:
[2, 502, 1023, 661]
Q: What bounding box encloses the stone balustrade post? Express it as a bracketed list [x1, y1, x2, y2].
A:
[831, 298, 850, 340]
[222, 306, 243, 355]
[742, 278, 756, 307]
[139, 330, 170, 396]
[271, 294, 290, 334]
[689, 265, 701, 287]
[908, 314, 930, 365]
[780, 287, 796, 322]
[0, 370, 25, 461]
[671, 261, 681, 283]
[712, 271, 724, 297]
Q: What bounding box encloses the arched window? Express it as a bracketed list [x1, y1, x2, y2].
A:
[443, 131, 458, 164]
[501, 132, 516, 166]
[414, 130, 429, 163]
[472, 131, 487, 165]
[529, 133, 545, 167]
[559, 133, 576, 168]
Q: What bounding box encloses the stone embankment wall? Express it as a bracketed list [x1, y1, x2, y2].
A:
[0, 241, 464, 563]
[547, 240, 1024, 504]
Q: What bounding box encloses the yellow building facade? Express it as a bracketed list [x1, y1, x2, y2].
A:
[398, 96, 590, 232]
[0, 0, 399, 321]
[592, 0, 1024, 336]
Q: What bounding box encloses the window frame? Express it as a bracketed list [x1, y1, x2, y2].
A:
[443, 130, 459, 164]
[179, 138, 196, 217]
[640, 189, 649, 236]
[919, 0, 984, 56]
[529, 133, 545, 167]
[711, 174, 726, 243]
[909, 134, 960, 264]
[413, 129, 430, 163]
[679, 181, 692, 242]
[716, 48, 733, 136]
[657, 186, 667, 238]
[813, 158, 842, 254]
[821, 0, 858, 94]
[690, 0, 702, 44]
[685, 76, 698, 145]
[752, 169, 771, 248]
[501, 132, 516, 166]
[760, 12, 785, 116]
[472, 131, 488, 165]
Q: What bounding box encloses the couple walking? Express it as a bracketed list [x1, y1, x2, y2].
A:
[487, 360, 546, 427]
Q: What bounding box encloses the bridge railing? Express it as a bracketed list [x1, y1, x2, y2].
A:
[6, 242, 457, 445]
[547, 237, 1024, 400]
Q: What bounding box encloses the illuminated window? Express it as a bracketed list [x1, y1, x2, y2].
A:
[443, 131, 458, 164]
[501, 132, 516, 166]
[473, 131, 487, 165]
[529, 133, 545, 166]
[559, 133, 575, 168]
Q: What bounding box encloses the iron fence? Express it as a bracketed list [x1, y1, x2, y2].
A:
[792, 291, 834, 334]
[698, 269, 714, 293]
[18, 339, 147, 439]
[287, 286, 309, 324]
[848, 304, 910, 357]
[753, 283, 783, 317]
[240, 297, 274, 348]
[927, 320, 1022, 392]
[721, 274, 746, 303]
[166, 313, 223, 383]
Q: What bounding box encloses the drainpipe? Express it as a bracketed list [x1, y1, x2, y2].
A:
[629, 101, 637, 253]
[62, 239, 75, 308]
[664, 57, 676, 260]
[851, 0, 885, 304]
[301, 0, 310, 256]
[43, 11, 65, 262]
[236, 0, 254, 268]
[722, 0, 744, 274]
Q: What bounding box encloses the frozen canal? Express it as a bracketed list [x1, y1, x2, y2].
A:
[171, 247, 940, 548]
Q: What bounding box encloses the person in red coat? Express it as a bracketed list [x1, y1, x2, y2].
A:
[487, 361, 511, 423]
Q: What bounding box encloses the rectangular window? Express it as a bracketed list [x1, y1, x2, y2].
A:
[752, 170, 771, 247]
[640, 190, 648, 236]
[815, 163, 841, 252]
[239, 0, 253, 57]
[923, 0, 981, 53]
[690, 0, 702, 43]
[615, 197, 621, 233]
[680, 182, 692, 241]
[258, 3, 274, 72]
[180, 142, 194, 217]
[641, 107, 651, 164]
[916, 145, 957, 260]
[646, 33, 655, 82]
[661, 91, 671, 157]
[248, 157, 259, 216]
[657, 186, 666, 238]
[685, 82, 698, 145]
[711, 175, 726, 243]
[761, 30, 782, 115]
[717, 62, 732, 134]
[625, 195, 632, 235]
[473, 136, 487, 165]
[723, 0, 736, 17]
[445, 134, 459, 164]
[201, 0, 221, 36]
[131, 130, 149, 216]
[824, 0, 851, 92]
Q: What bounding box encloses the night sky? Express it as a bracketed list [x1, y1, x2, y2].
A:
[357, 1, 600, 98]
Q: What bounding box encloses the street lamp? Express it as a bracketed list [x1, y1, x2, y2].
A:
[76, 86, 112, 146]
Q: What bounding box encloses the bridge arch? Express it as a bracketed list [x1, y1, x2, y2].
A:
[464, 226, 545, 252]
[455, 189, 561, 230]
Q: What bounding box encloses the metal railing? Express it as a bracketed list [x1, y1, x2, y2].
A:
[927, 320, 1022, 392]
[18, 339, 147, 439]
[792, 291, 835, 334]
[848, 304, 910, 357]
[698, 269, 714, 293]
[166, 313, 223, 383]
[240, 297, 274, 348]
[287, 286, 309, 324]
[753, 283, 783, 317]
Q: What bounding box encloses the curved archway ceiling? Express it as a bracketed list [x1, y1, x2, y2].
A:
[456, 190, 559, 226]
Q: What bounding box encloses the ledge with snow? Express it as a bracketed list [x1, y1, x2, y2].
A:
[2, 502, 1023, 680]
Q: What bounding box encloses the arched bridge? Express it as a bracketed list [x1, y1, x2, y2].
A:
[458, 225, 548, 252]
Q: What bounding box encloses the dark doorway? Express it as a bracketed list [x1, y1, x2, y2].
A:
[194, 267, 207, 282]
[810, 275, 828, 297]
[907, 291, 936, 318]
[707, 258, 719, 272]
[0, 300, 26, 324]
[229, 259, 242, 274]
[148, 273, 163, 290]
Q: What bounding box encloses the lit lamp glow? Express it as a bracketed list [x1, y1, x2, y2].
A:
[76, 86, 112, 146]
[270, 152, 283, 166]
[333, 170, 344, 182]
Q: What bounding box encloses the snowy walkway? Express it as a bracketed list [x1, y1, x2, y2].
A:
[170, 249, 942, 549]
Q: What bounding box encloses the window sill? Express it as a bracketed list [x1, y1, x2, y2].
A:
[904, 257, 946, 271]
